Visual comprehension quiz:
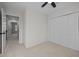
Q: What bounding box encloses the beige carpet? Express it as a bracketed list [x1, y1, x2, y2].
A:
[0, 38, 79, 57]
[1, 33, 79, 57]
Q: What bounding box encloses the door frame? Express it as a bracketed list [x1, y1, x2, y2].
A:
[1, 8, 7, 54]
[6, 15, 19, 42]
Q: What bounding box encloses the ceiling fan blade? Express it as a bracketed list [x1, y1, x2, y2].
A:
[51, 2, 56, 8]
[41, 2, 48, 7]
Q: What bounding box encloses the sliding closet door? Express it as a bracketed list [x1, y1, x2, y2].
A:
[70, 13, 79, 50]
[65, 14, 76, 48]
[48, 19, 55, 42]
[48, 16, 68, 46]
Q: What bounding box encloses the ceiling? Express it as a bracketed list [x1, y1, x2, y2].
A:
[1, 2, 79, 16]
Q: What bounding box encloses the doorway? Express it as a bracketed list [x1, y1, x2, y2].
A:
[6, 15, 19, 46]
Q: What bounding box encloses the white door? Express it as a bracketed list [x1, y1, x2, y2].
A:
[1, 8, 6, 53]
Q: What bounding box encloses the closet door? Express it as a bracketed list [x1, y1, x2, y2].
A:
[54, 16, 67, 45]
[54, 14, 78, 49]
[66, 13, 78, 50]
[54, 15, 73, 47]
[48, 16, 68, 46]
[65, 14, 74, 48]
[48, 13, 79, 51]
[72, 13, 78, 50]
[48, 19, 55, 42]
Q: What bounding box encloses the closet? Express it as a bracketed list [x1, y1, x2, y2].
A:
[48, 12, 79, 51]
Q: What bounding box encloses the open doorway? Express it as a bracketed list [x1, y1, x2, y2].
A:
[6, 15, 19, 46]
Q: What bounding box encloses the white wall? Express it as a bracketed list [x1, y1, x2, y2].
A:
[24, 8, 48, 48]
[48, 3, 79, 51]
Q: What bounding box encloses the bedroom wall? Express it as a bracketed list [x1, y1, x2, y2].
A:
[24, 8, 48, 48]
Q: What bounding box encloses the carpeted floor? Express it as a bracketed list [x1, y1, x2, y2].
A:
[0, 38, 79, 57]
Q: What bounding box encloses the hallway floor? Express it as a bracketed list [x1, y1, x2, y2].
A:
[1, 39, 79, 57]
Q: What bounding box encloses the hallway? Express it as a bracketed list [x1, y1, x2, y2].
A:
[1, 38, 79, 57]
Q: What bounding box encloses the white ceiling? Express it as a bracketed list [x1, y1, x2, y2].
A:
[1, 2, 79, 16]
